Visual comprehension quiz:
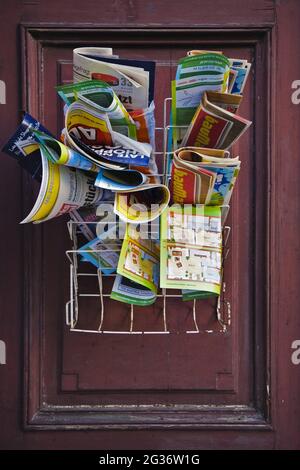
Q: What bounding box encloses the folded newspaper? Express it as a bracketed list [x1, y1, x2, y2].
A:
[60, 91, 156, 185]
[160, 205, 222, 295]
[114, 184, 170, 224]
[111, 274, 156, 306]
[57, 79, 137, 138]
[171, 52, 251, 149]
[21, 147, 105, 224]
[73, 47, 155, 110]
[33, 128, 100, 172]
[185, 51, 251, 95]
[117, 224, 160, 294]
[203, 90, 243, 114]
[57, 79, 156, 148]
[171, 147, 240, 206]
[63, 99, 152, 164]
[95, 167, 148, 191]
[181, 91, 251, 149]
[171, 52, 230, 147]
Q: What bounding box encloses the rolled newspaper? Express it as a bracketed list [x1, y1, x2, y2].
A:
[21, 147, 106, 224]
[114, 183, 170, 224]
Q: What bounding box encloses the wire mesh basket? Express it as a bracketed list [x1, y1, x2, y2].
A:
[65, 98, 232, 335]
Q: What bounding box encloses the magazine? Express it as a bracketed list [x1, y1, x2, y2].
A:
[57, 79, 156, 148]
[204, 90, 243, 114]
[111, 274, 156, 306]
[64, 99, 114, 148]
[63, 100, 152, 168]
[73, 47, 155, 110]
[175, 52, 230, 83]
[78, 225, 121, 274]
[114, 184, 170, 224]
[181, 91, 252, 149]
[69, 195, 114, 242]
[229, 58, 251, 94]
[171, 147, 240, 206]
[160, 205, 222, 295]
[57, 79, 137, 139]
[20, 146, 105, 224]
[117, 224, 160, 293]
[1, 113, 53, 180]
[88, 55, 156, 105]
[32, 129, 99, 172]
[95, 167, 148, 192]
[171, 52, 230, 147]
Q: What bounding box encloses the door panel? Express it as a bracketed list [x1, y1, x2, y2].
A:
[22, 28, 267, 427]
[1, 0, 300, 450]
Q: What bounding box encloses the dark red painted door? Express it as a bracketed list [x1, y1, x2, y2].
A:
[0, 0, 300, 450]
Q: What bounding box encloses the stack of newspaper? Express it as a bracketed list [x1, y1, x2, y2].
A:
[2, 48, 252, 307]
[160, 50, 252, 300]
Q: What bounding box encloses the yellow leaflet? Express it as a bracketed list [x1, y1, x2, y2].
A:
[31, 162, 60, 221]
[116, 194, 152, 223]
[56, 141, 69, 165]
[67, 110, 110, 134]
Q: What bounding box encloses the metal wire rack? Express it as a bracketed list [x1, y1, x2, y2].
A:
[65, 98, 232, 335]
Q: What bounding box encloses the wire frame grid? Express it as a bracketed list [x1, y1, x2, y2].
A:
[65, 98, 232, 335]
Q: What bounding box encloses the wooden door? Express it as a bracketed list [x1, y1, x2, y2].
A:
[0, 0, 300, 450]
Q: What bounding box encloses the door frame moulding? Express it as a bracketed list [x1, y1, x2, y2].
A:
[20, 24, 275, 431]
